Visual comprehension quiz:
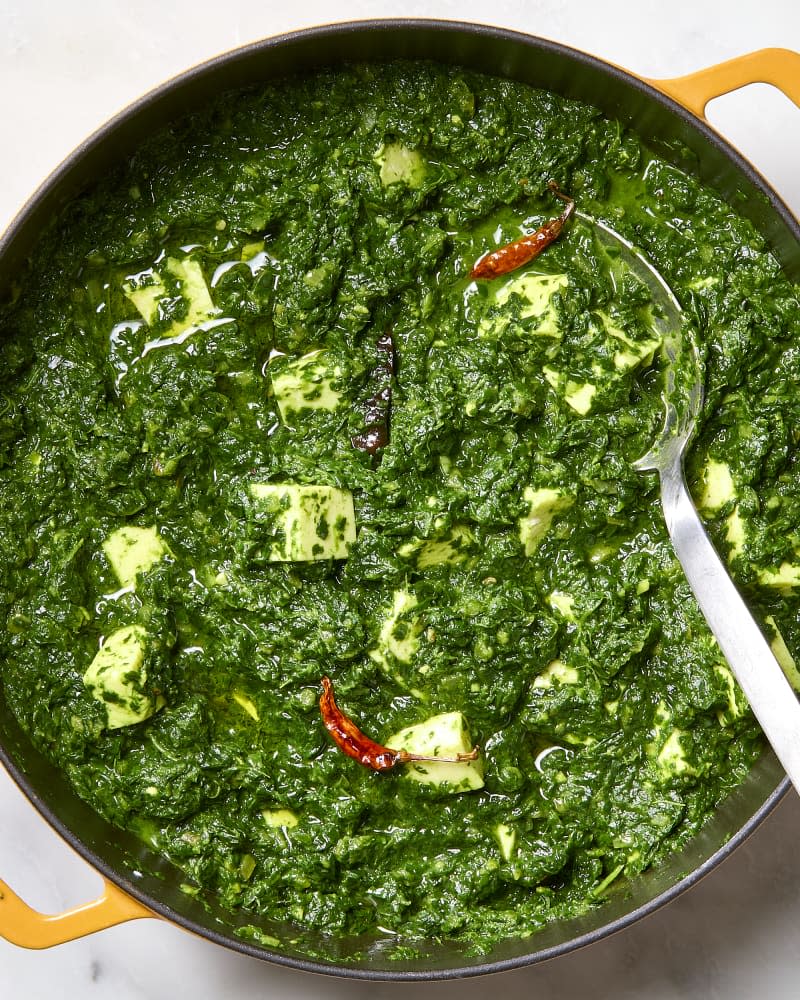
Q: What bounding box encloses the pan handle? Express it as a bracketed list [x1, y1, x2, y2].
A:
[0, 875, 153, 948]
[649, 48, 800, 119]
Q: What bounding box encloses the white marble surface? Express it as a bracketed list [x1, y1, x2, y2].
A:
[2, 2, 800, 997]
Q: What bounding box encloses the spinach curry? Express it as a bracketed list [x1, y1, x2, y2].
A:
[1, 61, 799, 957]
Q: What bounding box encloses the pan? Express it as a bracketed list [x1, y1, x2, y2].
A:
[0, 19, 798, 980]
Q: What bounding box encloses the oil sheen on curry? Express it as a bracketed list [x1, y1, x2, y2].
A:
[1, 62, 799, 958]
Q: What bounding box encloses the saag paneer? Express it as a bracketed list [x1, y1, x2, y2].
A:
[1, 61, 799, 956]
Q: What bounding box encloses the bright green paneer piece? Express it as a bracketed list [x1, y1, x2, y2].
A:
[397, 524, 475, 570]
[493, 272, 568, 330]
[373, 141, 427, 187]
[757, 562, 800, 590]
[518, 487, 573, 555]
[598, 310, 660, 372]
[369, 587, 422, 672]
[262, 808, 299, 829]
[543, 367, 597, 415]
[249, 483, 356, 561]
[83, 625, 160, 729]
[269, 350, 343, 422]
[386, 711, 484, 792]
[765, 615, 800, 693]
[102, 525, 170, 589]
[123, 257, 216, 336]
[478, 273, 567, 340]
[699, 458, 736, 512]
[124, 272, 165, 326]
[494, 822, 516, 861]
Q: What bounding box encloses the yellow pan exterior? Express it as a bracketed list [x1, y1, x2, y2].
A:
[649, 47, 800, 118]
[0, 42, 798, 952]
[0, 876, 153, 948]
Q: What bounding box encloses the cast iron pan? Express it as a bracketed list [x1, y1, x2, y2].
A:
[1, 19, 798, 980]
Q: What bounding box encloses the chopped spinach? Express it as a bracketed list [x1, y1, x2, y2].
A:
[0, 61, 795, 956]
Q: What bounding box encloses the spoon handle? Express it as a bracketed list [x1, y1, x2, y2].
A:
[659, 460, 800, 792]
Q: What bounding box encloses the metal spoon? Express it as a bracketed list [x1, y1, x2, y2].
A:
[585, 212, 800, 792]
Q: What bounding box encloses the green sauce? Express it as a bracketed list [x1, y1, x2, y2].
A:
[1, 61, 797, 957]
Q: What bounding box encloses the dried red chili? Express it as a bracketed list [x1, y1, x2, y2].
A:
[469, 181, 575, 281]
[351, 330, 395, 458]
[319, 676, 479, 772]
